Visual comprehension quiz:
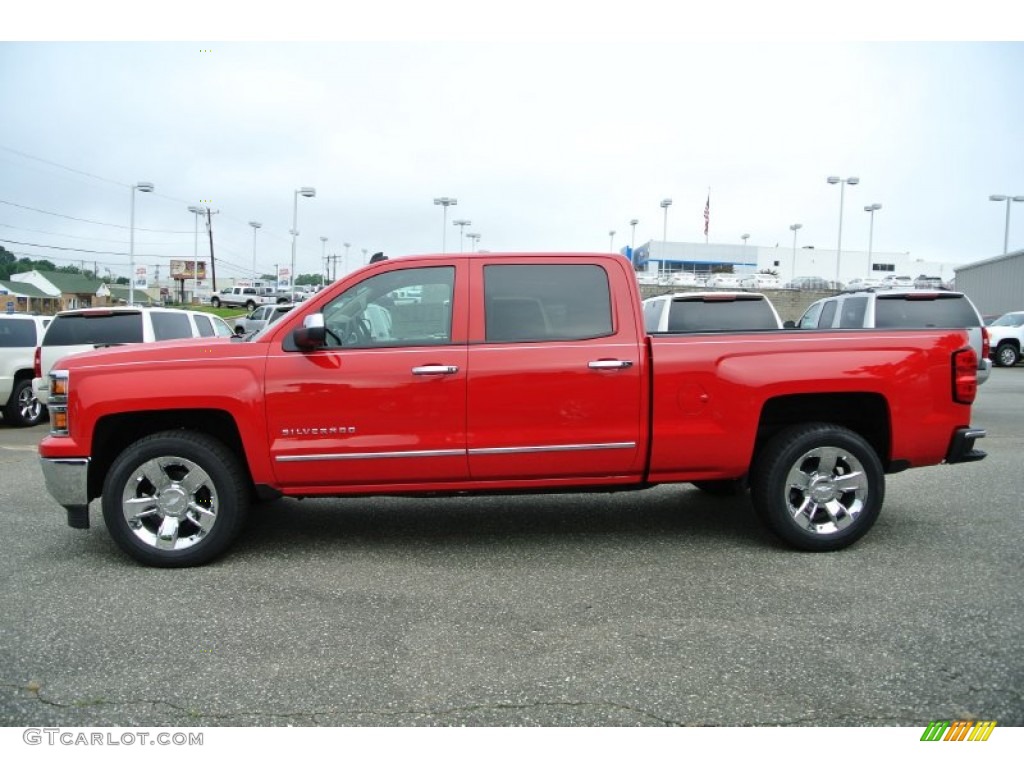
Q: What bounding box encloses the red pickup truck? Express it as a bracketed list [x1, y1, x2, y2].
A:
[38, 253, 986, 566]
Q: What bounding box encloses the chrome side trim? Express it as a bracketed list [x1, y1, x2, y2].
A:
[277, 448, 466, 463]
[469, 442, 636, 456]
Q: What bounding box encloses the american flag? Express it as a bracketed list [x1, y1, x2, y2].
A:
[703, 194, 710, 238]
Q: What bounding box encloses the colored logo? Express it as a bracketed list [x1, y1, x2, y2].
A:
[921, 720, 996, 741]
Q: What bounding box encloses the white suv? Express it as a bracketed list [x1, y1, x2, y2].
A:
[0, 314, 51, 427]
[796, 289, 991, 384]
[33, 307, 233, 406]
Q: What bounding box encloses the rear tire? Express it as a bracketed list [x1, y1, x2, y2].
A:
[750, 423, 883, 551]
[101, 431, 249, 567]
[211, 296, 221, 308]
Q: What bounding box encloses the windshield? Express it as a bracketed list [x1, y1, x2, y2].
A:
[990, 312, 1024, 327]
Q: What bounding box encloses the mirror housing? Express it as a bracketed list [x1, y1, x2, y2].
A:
[292, 313, 327, 351]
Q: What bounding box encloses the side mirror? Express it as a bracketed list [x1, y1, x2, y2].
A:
[783, 320, 797, 329]
[292, 312, 327, 351]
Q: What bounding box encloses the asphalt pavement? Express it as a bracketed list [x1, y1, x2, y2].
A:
[1, 369, 1021, 726]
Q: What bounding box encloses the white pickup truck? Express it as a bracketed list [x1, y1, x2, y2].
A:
[209, 286, 277, 310]
[0, 313, 51, 426]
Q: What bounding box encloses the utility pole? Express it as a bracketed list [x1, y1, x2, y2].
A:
[203, 208, 220, 291]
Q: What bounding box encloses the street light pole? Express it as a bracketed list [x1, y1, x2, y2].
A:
[608, 229, 616, 252]
[864, 204, 881, 274]
[249, 221, 262, 284]
[629, 219, 638, 252]
[827, 175, 859, 285]
[319, 236, 328, 288]
[188, 205, 204, 304]
[452, 219, 471, 252]
[988, 194, 1024, 254]
[290, 186, 316, 294]
[789, 223, 802, 283]
[467, 232, 480, 252]
[660, 199, 672, 279]
[433, 197, 458, 252]
[129, 182, 154, 306]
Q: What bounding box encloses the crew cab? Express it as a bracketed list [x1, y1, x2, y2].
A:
[37, 253, 986, 567]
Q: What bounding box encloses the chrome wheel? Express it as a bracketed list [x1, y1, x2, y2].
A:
[121, 455, 219, 551]
[996, 344, 1019, 367]
[751, 423, 883, 551]
[783, 446, 869, 535]
[4, 379, 46, 427]
[102, 431, 248, 567]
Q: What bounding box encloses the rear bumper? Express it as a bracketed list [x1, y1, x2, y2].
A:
[945, 427, 987, 464]
[39, 457, 91, 528]
[977, 358, 992, 385]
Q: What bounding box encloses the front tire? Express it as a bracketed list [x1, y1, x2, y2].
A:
[4, 378, 46, 427]
[995, 343, 1019, 367]
[101, 431, 249, 567]
[750, 423, 883, 551]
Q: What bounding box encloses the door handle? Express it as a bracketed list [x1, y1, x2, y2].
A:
[412, 365, 460, 375]
[588, 360, 633, 370]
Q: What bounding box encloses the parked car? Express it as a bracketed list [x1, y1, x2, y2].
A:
[986, 310, 1024, 367]
[0, 313, 51, 426]
[795, 289, 991, 384]
[642, 291, 783, 332]
[704, 274, 744, 289]
[234, 303, 296, 335]
[880, 275, 915, 289]
[844, 277, 883, 291]
[739, 273, 782, 290]
[33, 307, 233, 406]
[784, 275, 834, 291]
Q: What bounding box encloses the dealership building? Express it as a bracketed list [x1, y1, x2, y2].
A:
[628, 240, 957, 287]
[953, 249, 1024, 317]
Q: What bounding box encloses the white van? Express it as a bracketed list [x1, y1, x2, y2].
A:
[33, 307, 234, 405]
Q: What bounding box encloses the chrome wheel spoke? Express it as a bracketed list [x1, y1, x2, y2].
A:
[786, 468, 812, 491]
[179, 466, 212, 497]
[815, 448, 844, 477]
[136, 459, 173, 494]
[187, 503, 217, 533]
[824, 499, 854, 529]
[124, 496, 159, 523]
[156, 516, 181, 549]
[835, 470, 867, 494]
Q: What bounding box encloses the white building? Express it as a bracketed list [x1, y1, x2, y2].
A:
[627, 240, 957, 287]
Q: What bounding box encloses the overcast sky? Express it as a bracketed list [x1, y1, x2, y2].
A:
[3, 14, 1023, 284]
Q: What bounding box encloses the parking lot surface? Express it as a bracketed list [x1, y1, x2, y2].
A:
[1, 369, 1021, 726]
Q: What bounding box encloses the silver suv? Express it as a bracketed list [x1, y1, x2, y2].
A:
[33, 307, 233, 406]
[796, 289, 991, 384]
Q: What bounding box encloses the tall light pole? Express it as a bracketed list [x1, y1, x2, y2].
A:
[827, 175, 859, 285]
[660, 199, 672, 279]
[434, 197, 458, 252]
[989, 194, 1024, 255]
[608, 229, 616, 252]
[629, 218, 638, 251]
[129, 182, 154, 306]
[343, 242, 351, 275]
[467, 232, 481, 252]
[452, 219, 471, 252]
[249, 221, 262, 283]
[789, 223, 802, 282]
[188, 205, 204, 304]
[319, 236, 328, 288]
[290, 186, 316, 293]
[863, 204, 881, 274]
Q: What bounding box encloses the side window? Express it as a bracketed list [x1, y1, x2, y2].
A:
[484, 264, 612, 342]
[321, 266, 455, 348]
[818, 300, 838, 328]
[151, 312, 194, 340]
[839, 297, 868, 328]
[642, 299, 664, 332]
[193, 314, 215, 337]
[798, 301, 823, 329]
[0, 318, 36, 347]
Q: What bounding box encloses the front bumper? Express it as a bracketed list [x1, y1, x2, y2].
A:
[39, 457, 91, 528]
[945, 427, 987, 464]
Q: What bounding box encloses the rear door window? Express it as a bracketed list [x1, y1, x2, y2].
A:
[44, 313, 144, 345]
[839, 297, 868, 328]
[818, 300, 838, 328]
[193, 314, 215, 337]
[151, 312, 194, 340]
[484, 264, 613, 342]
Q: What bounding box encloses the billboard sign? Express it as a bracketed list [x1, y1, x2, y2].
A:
[170, 260, 208, 280]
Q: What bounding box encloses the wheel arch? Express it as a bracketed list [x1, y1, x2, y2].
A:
[755, 392, 891, 470]
[88, 409, 250, 501]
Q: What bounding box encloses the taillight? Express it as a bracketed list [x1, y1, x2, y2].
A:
[981, 326, 990, 360]
[953, 349, 978, 404]
[33, 346, 41, 378]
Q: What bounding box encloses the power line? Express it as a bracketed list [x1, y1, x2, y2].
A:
[0, 144, 126, 188]
[0, 198, 192, 233]
[0, 222, 181, 246]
